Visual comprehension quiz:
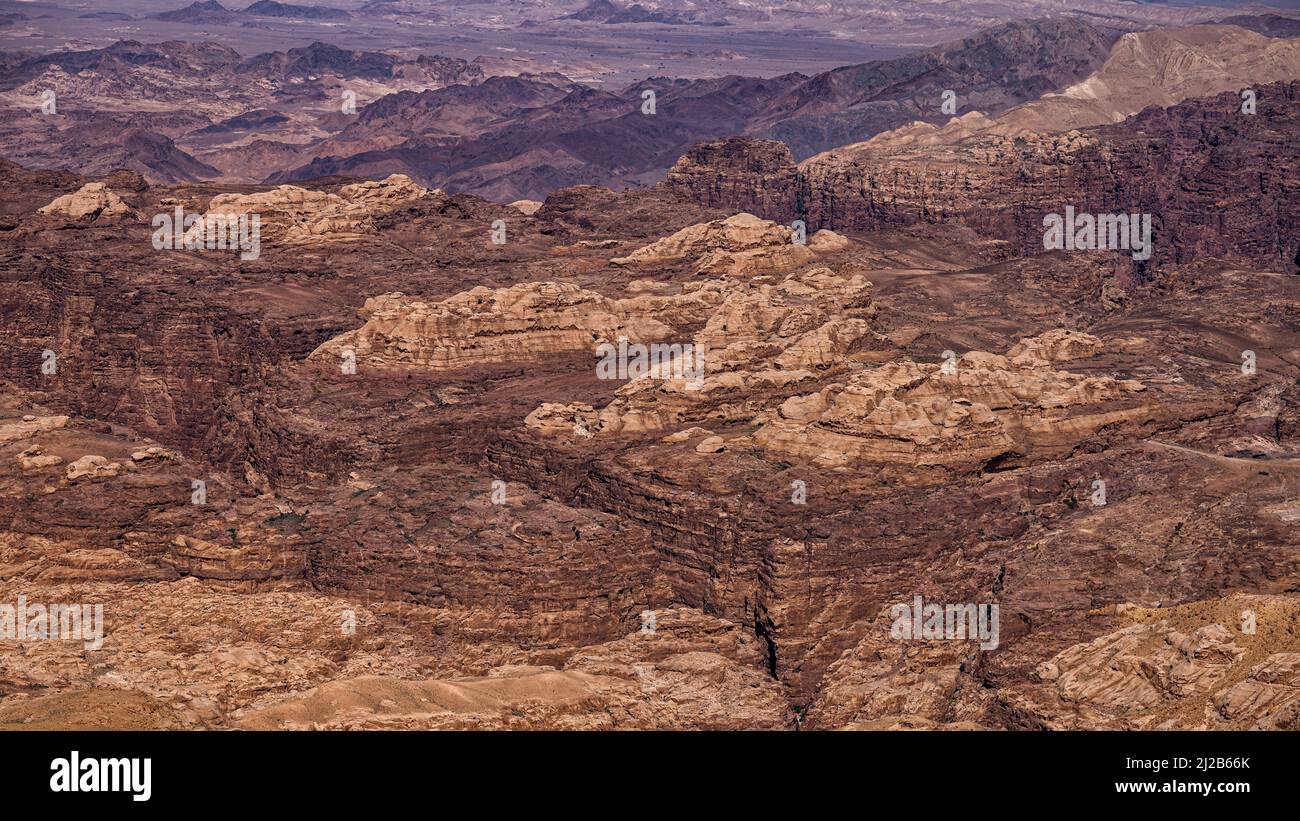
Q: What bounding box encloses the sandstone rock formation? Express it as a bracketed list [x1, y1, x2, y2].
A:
[802, 610, 992, 729]
[15, 446, 61, 471]
[4, 43, 1300, 732]
[231, 608, 789, 730]
[38, 182, 133, 220]
[1006, 596, 1300, 729]
[611, 212, 819, 277]
[524, 264, 885, 438]
[753, 332, 1149, 469]
[65, 454, 122, 481]
[509, 199, 543, 215]
[666, 80, 1300, 270]
[0, 415, 68, 444]
[808, 229, 850, 253]
[310, 282, 673, 370]
[662, 138, 800, 214]
[194, 174, 432, 244]
[524, 402, 598, 438]
[845, 24, 1300, 153]
[131, 446, 182, 464]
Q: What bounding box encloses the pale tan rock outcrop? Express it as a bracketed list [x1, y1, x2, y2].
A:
[1040, 622, 1244, 712]
[235, 669, 603, 729]
[337, 174, 432, 206]
[517, 281, 1124, 458]
[695, 435, 726, 453]
[195, 174, 431, 245]
[508, 199, 543, 215]
[524, 402, 598, 439]
[774, 318, 876, 370]
[613, 212, 784, 263]
[230, 608, 789, 730]
[696, 266, 880, 372]
[65, 455, 121, 481]
[807, 594, 1300, 731]
[38, 182, 132, 220]
[752, 331, 1149, 468]
[613, 278, 731, 331]
[611, 212, 817, 277]
[1213, 653, 1300, 730]
[0, 415, 69, 444]
[587, 375, 714, 436]
[803, 608, 991, 730]
[1008, 595, 1300, 730]
[695, 242, 817, 278]
[693, 285, 797, 369]
[1006, 328, 1104, 366]
[661, 427, 713, 443]
[311, 282, 673, 370]
[130, 446, 182, 464]
[808, 229, 851, 253]
[16, 446, 62, 471]
[525, 266, 880, 437]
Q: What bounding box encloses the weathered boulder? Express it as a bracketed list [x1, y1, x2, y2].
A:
[38, 182, 133, 220]
[65, 455, 121, 481]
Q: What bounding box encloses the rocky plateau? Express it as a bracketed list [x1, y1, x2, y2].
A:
[1, 8, 1299, 732]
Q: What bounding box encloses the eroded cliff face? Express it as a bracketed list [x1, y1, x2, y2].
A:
[751, 335, 1154, 469]
[486, 293, 1269, 703]
[196, 175, 435, 244]
[3, 62, 1300, 729]
[658, 141, 801, 223]
[309, 282, 673, 371]
[665, 81, 1300, 272]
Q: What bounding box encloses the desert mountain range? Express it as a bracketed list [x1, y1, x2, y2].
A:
[1, 7, 1300, 731]
[5, 14, 1298, 199]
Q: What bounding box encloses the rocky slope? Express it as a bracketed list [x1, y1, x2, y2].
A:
[269, 17, 1130, 200]
[1, 16, 1142, 198]
[3, 15, 1300, 729]
[0, 39, 487, 185]
[834, 24, 1300, 153]
[666, 80, 1300, 272]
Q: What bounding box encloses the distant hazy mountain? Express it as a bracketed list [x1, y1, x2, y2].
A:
[244, 1, 351, 20]
[1219, 12, 1300, 36]
[152, 1, 351, 23]
[562, 0, 696, 25]
[271, 17, 1127, 199]
[150, 1, 242, 24]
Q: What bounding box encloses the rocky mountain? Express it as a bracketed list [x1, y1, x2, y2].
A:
[562, 0, 696, 25]
[152, 0, 351, 23]
[192, 109, 290, 135]
[234, 41, 483, 84]
[2, 135, 1298, 727]
[150, 1, 243, 25]
[3, 8, 1300, 733]
[664, 26, 1300, 273]
[0, 117, 220, 184]
[244, 0, 352, 20]
[0, 38, 484, 93]
[1220, 12, 1300, 37]
[829, 23, 1300, 153]
[0, 38, 487, 185]
[747, 16, 1126, 159]
[10, 15, 1288, 199]
[668, 84, 1300, 272]
[267, 17, 1128, 200]
[0, 40, 244, 90]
